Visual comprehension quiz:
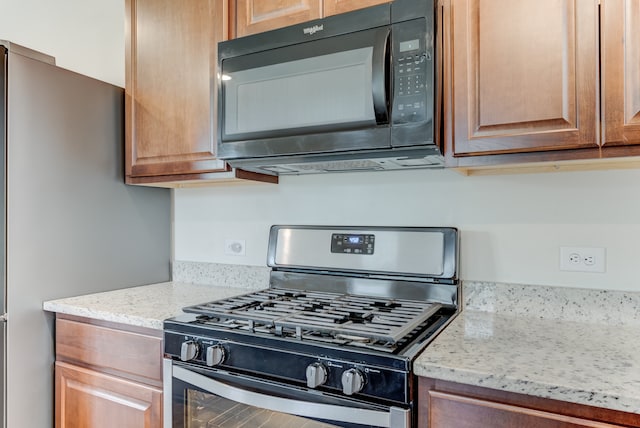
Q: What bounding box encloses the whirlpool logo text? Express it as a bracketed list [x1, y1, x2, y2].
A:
[303, 24, 324, 35]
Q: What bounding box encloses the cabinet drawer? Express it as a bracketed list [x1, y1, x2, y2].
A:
[56, 318, 163, 386]
[428, 391, 626, 428]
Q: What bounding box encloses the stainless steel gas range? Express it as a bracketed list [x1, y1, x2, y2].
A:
[163, 225, 459, 428]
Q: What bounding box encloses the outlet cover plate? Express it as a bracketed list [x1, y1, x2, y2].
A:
[560, 246, 605, 273]
[224, 239, 246, 256]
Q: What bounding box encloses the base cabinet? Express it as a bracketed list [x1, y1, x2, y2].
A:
[55, 362, 162, 428]
[54, 316, 164, 428]
[419, 378, 640, 428]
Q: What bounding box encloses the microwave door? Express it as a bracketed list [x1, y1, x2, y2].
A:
[218, 27, 392, 160]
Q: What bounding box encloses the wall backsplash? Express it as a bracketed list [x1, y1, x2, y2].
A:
[174, 167, 640, 292]
[5, 0, 640, 294]
[464, 281, 640, 326]
[173, 260, 270, 290]
[171, 261, 640, 326]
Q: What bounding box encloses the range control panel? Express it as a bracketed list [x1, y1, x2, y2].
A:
[331, 233, 375, 255]
[164, 330, 408, 404]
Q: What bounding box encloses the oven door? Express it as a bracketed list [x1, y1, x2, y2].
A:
[164, 360, 410, 428]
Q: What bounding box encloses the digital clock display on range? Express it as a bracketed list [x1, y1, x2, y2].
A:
[331, 233, 374, 255]
[347, 235, 363, 244]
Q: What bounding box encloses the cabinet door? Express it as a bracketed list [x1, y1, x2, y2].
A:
[55, 362, 162, 428]
[601, 0, 640, 147]
[445, 0, 599, 157]
[235, 0, 322, 37]
[428, 391, 626, 428]
[324, 0, 390, 16]
[125, 0, 228, 182]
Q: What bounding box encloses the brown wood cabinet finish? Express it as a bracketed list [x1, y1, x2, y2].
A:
[323, 0, 390, 16]
[442, 0, 599, 161]
[601, 0, 640, 147]
[235, 0, 322, 37]
[428, 391, 625, 428]
[55, 362, 162, 428]
[235, 0, 389, 36]
[55, 316, 164, 427]
[419, 378, 640, 428]
[55, 318, 163, 387]
[125, 0, 230, 183]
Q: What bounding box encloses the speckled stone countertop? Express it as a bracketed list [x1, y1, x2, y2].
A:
[43, 281, 261, 330]
[414, 282, 640, 415]
[42, 264, 640, 415]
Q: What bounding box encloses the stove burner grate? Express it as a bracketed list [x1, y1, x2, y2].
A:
[185, 288, 443, 346]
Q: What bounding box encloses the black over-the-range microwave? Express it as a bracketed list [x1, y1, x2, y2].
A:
[217, 0, 440, 176]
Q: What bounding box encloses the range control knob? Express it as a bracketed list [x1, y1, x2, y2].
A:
[206, 345, 226, 367]
[305, 362, 328, 389]
[180, 340, 198, 362]
[341, 368, 365, 396]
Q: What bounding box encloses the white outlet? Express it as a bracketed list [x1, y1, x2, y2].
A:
[224, 239, 246, 256]
[560, 247, 605, 273]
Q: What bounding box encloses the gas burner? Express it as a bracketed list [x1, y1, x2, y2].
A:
[183, 288, 444, 349]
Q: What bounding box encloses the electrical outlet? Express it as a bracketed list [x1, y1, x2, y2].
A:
[224, 239, 246, 256]
[559, 247, 605, 273]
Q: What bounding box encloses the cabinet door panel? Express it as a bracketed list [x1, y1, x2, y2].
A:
[601, 0, 640, 146]
[125, 0, 228, 179]
[449, 0, 598, 156]
[236, 0, 322, 37]
[429, 391, 625, 428]
[324, 0, 390, 16]
[55, 362, 162, 428]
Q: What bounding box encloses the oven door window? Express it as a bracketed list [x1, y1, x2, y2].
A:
[169, 363, 409, 428]
[186, 388, 344, 428]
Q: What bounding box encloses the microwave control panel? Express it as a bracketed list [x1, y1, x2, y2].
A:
[391, 18, 432, 127]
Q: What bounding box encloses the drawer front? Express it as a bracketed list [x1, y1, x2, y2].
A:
[56, 318, 163, 386]
[428, 391, 626, 428]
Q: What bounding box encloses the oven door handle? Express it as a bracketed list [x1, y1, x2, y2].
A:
[171, 364, 410, 428]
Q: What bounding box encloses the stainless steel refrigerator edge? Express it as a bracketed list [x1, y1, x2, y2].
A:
[0, 42, 171, 428]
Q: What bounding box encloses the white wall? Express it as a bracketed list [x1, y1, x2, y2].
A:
[5, 0, 638, 292]
[174, 168, 640, 292]
[0, 0, 124, 87]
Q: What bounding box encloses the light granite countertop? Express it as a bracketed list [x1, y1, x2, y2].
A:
[43, 281, 258, 330]
[414, 309, 640, 415]
[42, 268, 640, 416]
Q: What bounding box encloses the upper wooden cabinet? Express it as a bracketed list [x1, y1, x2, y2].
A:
[601, 0, 640, 149]
[443, 0, 640, 170]
[234, 0, 389, 37]
[125, 0, 227, 184]
[323, 0, 390, 16]
[125, 0, 277, 186]
[442, 0, 599, 160]
[235, 0, 322, 37]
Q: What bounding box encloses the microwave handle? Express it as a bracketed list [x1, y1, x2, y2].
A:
[372, 28, 390, 124]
